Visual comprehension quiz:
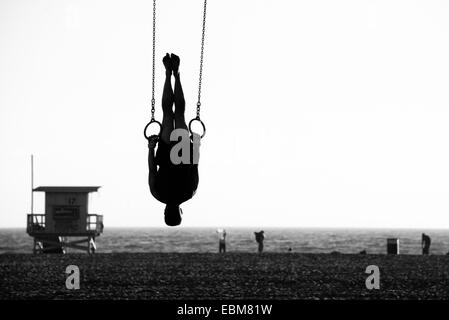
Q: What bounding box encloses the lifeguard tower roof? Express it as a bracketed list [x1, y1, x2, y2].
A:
[33, 186, 101, 193]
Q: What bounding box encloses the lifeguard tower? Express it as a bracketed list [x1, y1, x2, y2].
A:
[27, 186, 103, 254]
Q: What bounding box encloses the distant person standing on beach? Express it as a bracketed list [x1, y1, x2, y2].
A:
[422, 233, 431, 255]
[254, 231, 264, 253]
[217, 229, 226, 253]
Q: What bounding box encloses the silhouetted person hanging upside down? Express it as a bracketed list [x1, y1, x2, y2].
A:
[422, 233, 431, 255]
[147, 53, 201, 226]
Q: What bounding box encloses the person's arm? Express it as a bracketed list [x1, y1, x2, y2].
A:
[147, 135, 159, 197]
[191, 133, 201, 165]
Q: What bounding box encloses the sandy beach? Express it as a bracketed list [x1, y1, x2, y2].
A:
[1, 253, 449, 300]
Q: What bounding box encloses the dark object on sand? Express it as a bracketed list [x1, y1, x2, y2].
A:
[359, 250, 367, 255]
[288, 247, 292, 253]
[254, 231, 264, 253]
[217, 229, 226, 253]
[387, 238, 399, 255]
[422, 233, 431, 255]
[39, 235, 64, 254]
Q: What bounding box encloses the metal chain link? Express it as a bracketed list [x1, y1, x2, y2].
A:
[151, 0, 156, 121]
[150, 0, 206, 122]
[196, 0, 207, 119]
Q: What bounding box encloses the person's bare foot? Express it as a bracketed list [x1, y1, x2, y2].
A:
[171, 53, 180, 75]
[163, 53, 172, 75]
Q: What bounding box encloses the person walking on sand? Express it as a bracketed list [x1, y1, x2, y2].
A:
[422, 233, 431, 255]
[254, 230, 265, 253]
[217, 228, 226, 253]
[147, 53, 201, 226]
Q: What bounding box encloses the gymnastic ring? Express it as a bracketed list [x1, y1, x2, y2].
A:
[143, 119, 162, 140]
[189, 117, 206, 139]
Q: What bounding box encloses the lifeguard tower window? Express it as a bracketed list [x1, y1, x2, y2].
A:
[54, 206, 80, 219]
[27, 186, 103, 254]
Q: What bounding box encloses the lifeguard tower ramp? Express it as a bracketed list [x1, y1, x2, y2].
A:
[27, 186, 103, 254]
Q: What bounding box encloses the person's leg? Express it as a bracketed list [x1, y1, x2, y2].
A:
[172, 54, 188, 131]
[161, 54, 174, 144]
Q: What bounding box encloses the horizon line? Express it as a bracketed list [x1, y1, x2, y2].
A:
[1, 225, 449, 230]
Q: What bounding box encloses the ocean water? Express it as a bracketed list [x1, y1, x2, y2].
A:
[1, 227, 449, 255]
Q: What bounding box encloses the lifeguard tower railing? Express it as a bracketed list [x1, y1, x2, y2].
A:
[27, 214, 104, 236]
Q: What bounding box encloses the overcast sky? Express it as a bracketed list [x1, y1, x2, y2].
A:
[1, 0, 449, 228]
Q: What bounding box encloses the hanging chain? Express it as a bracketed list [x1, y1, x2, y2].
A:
[196, 0, 207, 119]
[150, 0, 206, 122]
[150, 0, 156, 121]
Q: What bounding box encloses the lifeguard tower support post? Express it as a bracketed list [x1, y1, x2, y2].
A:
[27, 186, 103, 254]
